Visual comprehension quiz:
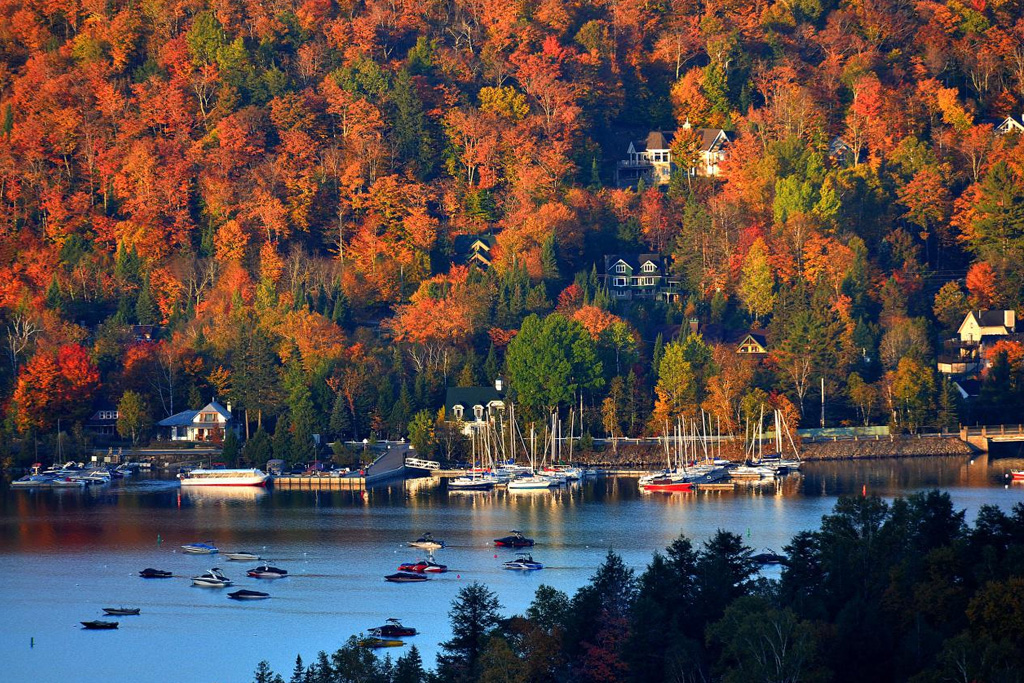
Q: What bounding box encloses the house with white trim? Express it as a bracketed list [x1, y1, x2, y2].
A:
[601, 254, 680, 302]
[157, 399, 238, 442]
[615, 125, 729, 187]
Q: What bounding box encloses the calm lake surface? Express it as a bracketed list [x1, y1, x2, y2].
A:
[2, 454, 1022, 683]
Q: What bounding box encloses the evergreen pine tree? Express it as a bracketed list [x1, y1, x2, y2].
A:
[483, 344, 500, 384]
[389, 384, 413, 438]
[242, 427, 272, 465]
[272, 415, 292, 463]
[540, 233, 560, 281]
[221, 428, 240, 466]
[392, 68, 437, 179]
[135, 275, 158, 325]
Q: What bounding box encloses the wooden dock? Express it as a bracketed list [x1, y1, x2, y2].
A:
[272, 475, 366, 490]
[696, 482, 736, 491]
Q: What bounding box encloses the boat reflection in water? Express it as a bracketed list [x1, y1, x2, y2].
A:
[180, 486, 269, 504]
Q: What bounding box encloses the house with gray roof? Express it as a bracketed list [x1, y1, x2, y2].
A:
[444, 379, 506, 435]
[157, 399, 237, 442]
[601, 254, 681, 302]
[615, 124, 729, 187]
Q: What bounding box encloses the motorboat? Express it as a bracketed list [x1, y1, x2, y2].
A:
[447, 475, 496, 491]
[191, 568, 232, 587]
[1009, 471, 1024, 481]
[729, 465, 776, 481]
[10, 474, 55, 488]
[358, 637, 405, 648]
[223, 551, 261, 561]
[102, 607, 140, 616]
[247, 565, 288, 579]
[408, 533, 444, 550]
[502, 553, 544, 570]
[639, 473, 694, 492]
[81, 620, 118, 630]
[384, 572, 430, 583]
[178, 468, 270, 487]
[398, 558, 447, 573]
[751, 548, 788, 565]
[228, 589, 270, 600]
[370, 618, 417, 637]
[494, 531, 535, 548]
[139, 568, 173, 578]
[507, 476, 556, 491]
[181, 542, 219, 554]
[49, 477, 87, 488]
[73, 469, 112, 485]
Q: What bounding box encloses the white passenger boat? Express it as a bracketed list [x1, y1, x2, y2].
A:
[507, 475, 556, 490]
[178, 468, 269, 487]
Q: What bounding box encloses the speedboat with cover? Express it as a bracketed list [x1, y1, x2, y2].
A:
[139, 568, 173, 578]
[228, 589, 270, 600]
[370, 618, 417, 637]
[385, 572, 430, 583]
[408, 533, 444, 550]
[102, 607, 140, 616]
[502, 553, 544, 570]
[247, 565, 288, 579]
[638, 472, 693, 492]
[223, 551, 261, 561]
[181, 542, 219, 554]
[81, 620, 118, 630]
[191, 568, 232, 587]
[398, 558, 448, 573]
[494, 531, 535, 547]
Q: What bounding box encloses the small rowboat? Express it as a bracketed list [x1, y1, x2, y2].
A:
[223, 551, 261, 561]
[102, 607, 140, 616]
[81, 620, 119, 630]
[228, 589, 270, 600]
[385, 572, 430, 583]
[139, 568, 172, 578]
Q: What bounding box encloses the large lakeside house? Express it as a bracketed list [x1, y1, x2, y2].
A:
[601, 254, 681, 302]
[444, 379, 506, 435]
[937, 309, 1020, 377]
[156, 399, 239, 442]
[615, 123, 729, 187]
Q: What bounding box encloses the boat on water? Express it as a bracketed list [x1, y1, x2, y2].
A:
[730, 465, 776, 481]
[139, 568, 173, 578]
[228, 589, 270, 600]
[639, 474, 694, 492]
[359, 637, 405, 648]
[181, 542, 219, 554]
[408, 533, 444, 550]
[751, 548, 787, 565]
[178, 468, 269, 487]
[370, 618, 417, 637]
[247, 565, 288, 579]
[398, 558, 447, 573]
[10, 474, 56, 488]
[447, 475, 496, 491]
[223, 551, 261, 561]
[385, 571, 430, 583]
[191, 568, 232, 587]
[102, 607, 140, 616]
[49, 477, 87, 488]
[507, 475, 556, 491]
[502, 552, 544, 571]
[81, 620, 118, 630]
[1009, 471, 1024, 481]
[494, 531, 535, 548]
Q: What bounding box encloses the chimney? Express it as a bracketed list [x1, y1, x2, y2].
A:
[226, 401, 232, 414]
[494, 377, 504, 393]
[689, 318, 699, 335]
[1006, 310, 1016, 330]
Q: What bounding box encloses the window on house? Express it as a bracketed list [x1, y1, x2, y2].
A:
[615, 264, 628, 273]
[474, 405, 484, 420]
[641, 262, 656, 273]
[453, 405, 464, 420]
[613, 277, 627, 287]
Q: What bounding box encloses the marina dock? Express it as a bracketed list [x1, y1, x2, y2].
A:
[271, 474, 366, 490]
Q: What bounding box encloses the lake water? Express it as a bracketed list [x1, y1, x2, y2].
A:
[2, 454, 1022, 683]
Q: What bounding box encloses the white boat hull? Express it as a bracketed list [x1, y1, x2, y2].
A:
[179, 469, 269, 487]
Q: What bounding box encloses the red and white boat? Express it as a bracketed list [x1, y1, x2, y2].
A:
[178, 468, 269, 487]
[1010, 471, 1024, 481]
[639, 473, 694, 492]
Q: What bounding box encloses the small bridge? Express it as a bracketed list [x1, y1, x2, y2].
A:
[960, 425, 1024, 452]
[405, 457, 440, 471]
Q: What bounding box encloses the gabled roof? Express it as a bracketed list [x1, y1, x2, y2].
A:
[632, 129, 728, 154]
[445, 386, 504, 416]
[197, 400, 232, 420]
[698, 128, 727, 152]
[636, 130, 674, 152]
[737, 330, 768, 353]
[604, 254, 666, 273]
[960, 309, 1015, 332]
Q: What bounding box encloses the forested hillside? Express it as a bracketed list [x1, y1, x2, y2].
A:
[2, 0, 1024, 462]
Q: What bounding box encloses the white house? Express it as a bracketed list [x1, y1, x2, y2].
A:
[444, 380, 505, 435]
[996, 115, 1024, 135]
[157, 399, 237, 442]
[958, 310, 1017, 344]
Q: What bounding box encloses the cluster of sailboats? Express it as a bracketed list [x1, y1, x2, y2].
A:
[639, 409, 802, 492]
[448, 408, 599, 492]
[11, 461, 136, 489]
